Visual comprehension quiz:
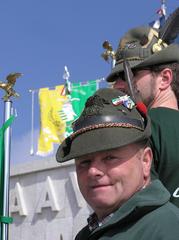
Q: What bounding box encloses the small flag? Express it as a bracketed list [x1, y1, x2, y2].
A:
[149, 3, 166, 29]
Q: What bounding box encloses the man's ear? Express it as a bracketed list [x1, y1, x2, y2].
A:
[142, 147, 153, 179]
[159, 68, 173, 90]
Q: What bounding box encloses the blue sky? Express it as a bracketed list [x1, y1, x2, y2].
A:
[0, 0, 178, 164]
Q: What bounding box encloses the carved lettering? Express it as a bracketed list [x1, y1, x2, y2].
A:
[10, 182, 27, 216]
[36, 176, 60, 213]
[10, 172, 89, 217]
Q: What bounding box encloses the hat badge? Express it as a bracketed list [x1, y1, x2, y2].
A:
[112, 95, 135, 110]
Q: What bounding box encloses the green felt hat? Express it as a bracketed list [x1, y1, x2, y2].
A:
[56, 88, 151, 162]
[106, 26, 179, 82]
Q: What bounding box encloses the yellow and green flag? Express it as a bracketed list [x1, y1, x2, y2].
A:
[37, 80, 98, 156]
[70, 80, 98, 117]
[37, 85, 71, 156]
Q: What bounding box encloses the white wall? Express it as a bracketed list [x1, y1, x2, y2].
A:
[9, 158, 91, 240]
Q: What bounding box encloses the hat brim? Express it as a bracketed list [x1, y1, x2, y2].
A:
[106, 44, 179, 82]
[56, 121, 151, 163]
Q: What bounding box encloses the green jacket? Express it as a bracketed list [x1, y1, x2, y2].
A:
[149, 107, 179, 207]
[75, 180, 179, 240]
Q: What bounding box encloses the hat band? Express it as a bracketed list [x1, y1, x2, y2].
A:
[116, 45, 152, 64]
[73, 115, 144, 132]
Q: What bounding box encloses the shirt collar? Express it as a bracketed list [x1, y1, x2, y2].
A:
[87, 212, 114, 232]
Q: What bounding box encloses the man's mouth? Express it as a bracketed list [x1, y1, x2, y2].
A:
[91, 184, 111, 189]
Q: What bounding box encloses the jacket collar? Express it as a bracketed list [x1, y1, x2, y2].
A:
[92, 180, 170, 234]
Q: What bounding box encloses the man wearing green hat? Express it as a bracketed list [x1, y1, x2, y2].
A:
[106, 24, 179, 207]
[56, 88, 179, 240]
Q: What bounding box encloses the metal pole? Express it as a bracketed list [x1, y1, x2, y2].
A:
[161, 0, 167, 19]
[2, 100, 12, 240]
[29, 90, 35, 155]
[111, 58, 116, 69]
[0, 71, 22, 240]
[63, 65, 71, 94]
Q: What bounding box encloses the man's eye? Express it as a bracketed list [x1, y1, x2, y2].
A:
[118, 73, 125, 80]
[105, 155, 117, 161]
[132, 70, 138, 77]
[78, 160, 91, 167]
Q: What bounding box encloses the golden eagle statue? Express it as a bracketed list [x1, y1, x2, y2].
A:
[0, 72, 22, 101]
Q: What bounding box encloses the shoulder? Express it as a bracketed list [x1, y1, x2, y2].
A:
[141, 203, 179, 239]
[148, 107, 179, 119]
[148, 107, 179, 130]
[147, 202, 179, 227]
[153, 201, 179, 218]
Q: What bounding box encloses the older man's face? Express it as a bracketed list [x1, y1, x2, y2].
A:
[75, 143, 152, 220]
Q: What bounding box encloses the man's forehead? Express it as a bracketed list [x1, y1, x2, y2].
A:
[75, 149, 116, 160]
[113, 68, 152, 82]
[75, 144, 140, 160]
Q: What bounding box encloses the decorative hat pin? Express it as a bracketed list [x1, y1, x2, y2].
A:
[153, 7, 179, 53]
[112, 95, 135, 110]
[101, 40, 116, 68]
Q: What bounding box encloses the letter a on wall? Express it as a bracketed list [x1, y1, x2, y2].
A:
[36, 176, 60, 213]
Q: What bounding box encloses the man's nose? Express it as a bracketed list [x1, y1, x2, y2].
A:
[88, 160, 105, 177]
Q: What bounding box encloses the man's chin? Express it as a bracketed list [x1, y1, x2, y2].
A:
[88, 197, 117, 210]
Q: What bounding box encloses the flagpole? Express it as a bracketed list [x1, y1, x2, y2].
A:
[161, 0, 167, 19]
[1, 100, 12, 240]
[63, 65, 71, 95]
[0, 72, 22, 240]
[29, 89, 35, 155]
